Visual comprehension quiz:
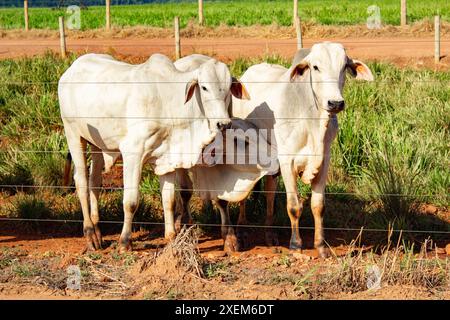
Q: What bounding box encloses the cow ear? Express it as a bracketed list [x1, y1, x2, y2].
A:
[290, 62, 309, 81]
[185, 79, 198, 104]
[231, 77, 250, 100]
[347, 59, 374, 81]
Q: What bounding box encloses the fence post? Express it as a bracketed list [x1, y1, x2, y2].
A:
[24, 0, 29, 31]
[401, 0, 407, 26]
[295, 16, 302, 50]
[59, 16, 67, 59]
[198, 0, 204, 25]
[293, 0, 298, 25]
[174, 16, 181, 60]
[106, 0, 111, 30]
[435, 15, 440, 63]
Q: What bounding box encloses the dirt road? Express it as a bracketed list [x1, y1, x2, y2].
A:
[0, 37, 448, 69]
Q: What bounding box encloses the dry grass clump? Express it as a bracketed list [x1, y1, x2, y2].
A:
[138, 226, 204, 278]
[76, 255, 131, 296]
[313, 232, 449, 297]
[129, 226, 205, 299]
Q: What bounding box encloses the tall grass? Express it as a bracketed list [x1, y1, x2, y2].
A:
[0, 53, 448, 238]
[0, 0, 448, 30]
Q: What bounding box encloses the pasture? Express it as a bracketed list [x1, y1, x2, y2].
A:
[0, 0, 449, 30]
[0, 0, 448, 301]
[0, 51, 448, 299]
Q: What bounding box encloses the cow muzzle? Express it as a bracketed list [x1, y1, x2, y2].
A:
[327, 100, 345, 113]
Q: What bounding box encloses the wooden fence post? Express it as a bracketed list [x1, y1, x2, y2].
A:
[59, 16, 67, 59]
[401, 0, 407, 26]
[293, 0, 298, 25]
[24, 0, 29, 31]
[175, 16, 181, 60]
[106, 0, 111, 30]
[198, 0, 204, 25]
[435, 15, 440, 63]
[295, 16, 302, 50]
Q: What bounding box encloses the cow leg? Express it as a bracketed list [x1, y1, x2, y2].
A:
[160, 172, 177, 240]
[88, 145, 105, 248]
[311, 164, 331, 258]
[175, 169, 193, 233]
[67, 135, 100, 251]
[236, 200, 249, 250]
[215, 199, 239, 253]
[264, 175, 279, 246]
[118, 149, 144, 253]
[280, 164, 303, 250]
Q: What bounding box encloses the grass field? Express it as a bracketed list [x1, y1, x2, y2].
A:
[0, 52, 448, 241]
[0, 0, 448, 30]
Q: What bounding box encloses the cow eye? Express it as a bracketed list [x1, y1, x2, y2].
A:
[313, 65, 319, 71]
[201, 86, 208, 91]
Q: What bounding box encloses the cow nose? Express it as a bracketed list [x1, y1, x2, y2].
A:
[217, 121, 232, 131]
[327, 100, 345, 112]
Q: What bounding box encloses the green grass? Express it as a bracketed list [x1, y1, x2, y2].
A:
[0, 52, 448, 241]
[0, 0, 448, 30]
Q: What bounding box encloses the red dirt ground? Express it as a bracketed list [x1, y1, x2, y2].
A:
[0, 37, 449, 70]
[0, 228, 448, 300]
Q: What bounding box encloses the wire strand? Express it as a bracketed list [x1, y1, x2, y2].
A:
[0, 217, 448, 234]
[1, 40, 450, 47]
[0, 150, 383, 158]
[0, 184, 446, 198]
[2, 80, 448, 84]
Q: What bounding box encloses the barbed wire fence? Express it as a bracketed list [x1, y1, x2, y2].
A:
[0, 2, 448, 240]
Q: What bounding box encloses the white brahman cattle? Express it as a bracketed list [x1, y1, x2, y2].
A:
[173, 43, 374, 256]
[174, 118, 277, 252]
[58, 53, 249, 252]
[232, 42, 374, 256]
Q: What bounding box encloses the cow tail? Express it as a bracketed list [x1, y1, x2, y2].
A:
[63, 152, 72, 187]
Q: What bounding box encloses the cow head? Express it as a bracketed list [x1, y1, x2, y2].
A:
[185, 59, 250, 134]
[290, 42, 373, 114]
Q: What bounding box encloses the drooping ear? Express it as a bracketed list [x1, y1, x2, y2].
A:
[289, 62, 309, 81]
[185, 79, 198, 104]
[346, 58, 374, 81]
[231, 77, 251, 100]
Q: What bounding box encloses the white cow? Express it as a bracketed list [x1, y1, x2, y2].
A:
[174, 118, 277, 252]
[232, 42, 373, 256]
[173, 43, 374, 256]
[58, 53, 249, 252]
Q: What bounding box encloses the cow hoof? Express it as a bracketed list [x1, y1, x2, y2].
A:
[84, 227, 102, 251]
[289, 239, 303, 251]
[265, 231, 279, 247]
[317, 247, 330, 259]
[224, 233, 240, 253]
[165, 231, 176, 241]
[118, 241, 133, 254]
[236, 230, 250, 250]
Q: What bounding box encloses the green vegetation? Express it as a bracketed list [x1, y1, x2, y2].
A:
[0, 52, 448, 242]
[0, 0, 448, 30]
